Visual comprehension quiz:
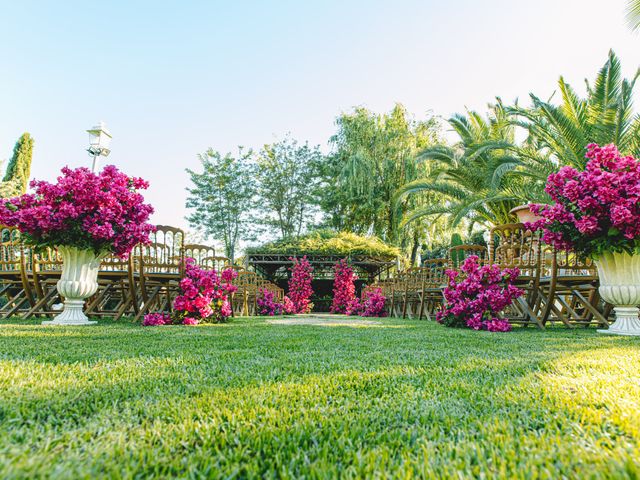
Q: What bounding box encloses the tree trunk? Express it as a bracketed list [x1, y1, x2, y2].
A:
[410, 229, 420, 266]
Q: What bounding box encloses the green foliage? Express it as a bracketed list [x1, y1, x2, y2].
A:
[397, 103, 524, 229]
[0, 318, 638, 477]
[0, 133, 33, 198]
[186, 148, 258, 262]
[317, 104, 441, 248]
[511, 50, 640, 167]
[257, 136, 323, 239]
[246, 229, 399, 258]
[449, 233, 464, 267]
[628, 0, 640, 30]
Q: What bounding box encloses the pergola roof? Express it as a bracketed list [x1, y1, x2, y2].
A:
[246, 253, 397, 281]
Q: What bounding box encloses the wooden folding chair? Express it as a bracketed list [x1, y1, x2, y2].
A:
[448, 245, 488, 269]
[85, 254, 138, 320]
[420, 258, 448, 321]
[489, 223, 544, 328]
[134, 225, 185, 322]
[24, 247, 64, 318]
[537, 247, 609, 328]
[184, 244, 216, 267]
[0, 226, 36, 318]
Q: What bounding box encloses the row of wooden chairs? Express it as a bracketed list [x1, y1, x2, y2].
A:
[231, 270, 284, 316]
[370, 223, 611, 329]
[0, 225, 242, 321]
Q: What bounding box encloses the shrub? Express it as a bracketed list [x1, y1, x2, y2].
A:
[436, 256, 522, 332]
[247, 229, 399, 258]
[288, 256, 314, 313]
[145, 258, 238, 326]
[360, 288, 387, 317]
[256, 288, 296, 316]
[331, 259, 358, 314]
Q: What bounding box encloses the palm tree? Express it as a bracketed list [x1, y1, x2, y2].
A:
[627, 0, 640, 31]
[396, 104, 528, 229]
[510, 50, 640, 168]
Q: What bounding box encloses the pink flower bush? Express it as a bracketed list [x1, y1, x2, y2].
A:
[256, 288, 295, 316]
[360, 288, 387, 317]
[436, 256, 522, 332]
[529, 144, 640, 257]
[288, 256, 314, 314]
[0, 165, 155, 257]
[171, 258, 237, 325]
[331, 259, 358, 314]
[142, 313, 171, 326]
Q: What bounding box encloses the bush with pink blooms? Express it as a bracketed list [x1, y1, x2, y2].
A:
[288, 256, 314, 313]
[330, 258, 358, 314]
[529, 143, 640, 257]
[436, 256, 522, 332]
[168, 258, 237, 325]
[256, 288, 296, 316]
[359, 287, 387, 317]
[0, 165, 155, 257]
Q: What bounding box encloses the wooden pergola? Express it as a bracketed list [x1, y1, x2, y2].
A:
[246, 253, 397, 282]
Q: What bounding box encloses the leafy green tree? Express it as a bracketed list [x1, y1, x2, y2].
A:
[0, 133, 33, 198]
[256, 136, 323, 240]
[318, 104, 441, 251]
[185, 148, 257, 263]
[511, 50, 640, 167]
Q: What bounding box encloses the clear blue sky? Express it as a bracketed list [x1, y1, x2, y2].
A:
[1, 0, 639, 231]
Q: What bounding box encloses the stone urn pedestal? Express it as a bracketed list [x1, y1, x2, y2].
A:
[594, 251, 640, 336]
[42, 246, 107, 326]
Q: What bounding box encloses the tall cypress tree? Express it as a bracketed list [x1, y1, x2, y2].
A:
[0, 133, 34, 198]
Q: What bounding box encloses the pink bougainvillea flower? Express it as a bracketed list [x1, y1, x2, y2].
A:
[0, 165, 155, 257]
[436, 256, 520, 332]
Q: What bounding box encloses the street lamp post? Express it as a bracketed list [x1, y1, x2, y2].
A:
[86, 122, 112, 172]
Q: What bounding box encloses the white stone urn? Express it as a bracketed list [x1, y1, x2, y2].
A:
[42, 246, 107, 326]
[594, 251, 640, 336]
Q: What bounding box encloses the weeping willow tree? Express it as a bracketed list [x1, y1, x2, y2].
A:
[0, 133, 34, 198]
[317, 104, 441, 262]
[510, 50, 640, 167]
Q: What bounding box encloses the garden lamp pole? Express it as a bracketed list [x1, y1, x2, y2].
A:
[86, 122, 112, 172]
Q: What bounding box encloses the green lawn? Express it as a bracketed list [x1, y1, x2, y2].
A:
[0, 317, 639, 479]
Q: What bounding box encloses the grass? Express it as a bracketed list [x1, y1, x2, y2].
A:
[0, 317, 639, 479]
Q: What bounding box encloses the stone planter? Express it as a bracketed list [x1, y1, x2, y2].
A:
[593, 251, 640, 336]
[42, 246, 107, 326]
[510, 204, 543, 224]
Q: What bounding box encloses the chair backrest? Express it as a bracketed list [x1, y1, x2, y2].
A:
[33, 247, 63, 274]
[184, 244, 216, 267]
[421, 258, 449, 286]
[137, 225, 185, 277]
[0, 226, 27, 273]
[552, 248, 597, 278]
[489, 223, 541, 276]
[448, 245, 488, 269]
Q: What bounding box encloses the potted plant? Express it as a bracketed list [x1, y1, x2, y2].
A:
[530, 143, 640, 336]
[0, 165, 155, 325]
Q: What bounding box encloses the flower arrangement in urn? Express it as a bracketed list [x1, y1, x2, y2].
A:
[0, 166, 155, 325]
[529, 144, 640, 335]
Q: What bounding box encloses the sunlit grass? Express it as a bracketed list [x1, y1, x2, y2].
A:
[0, 316, 638, 478]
